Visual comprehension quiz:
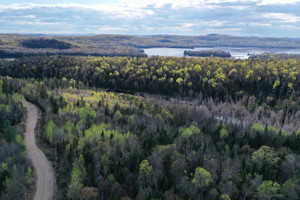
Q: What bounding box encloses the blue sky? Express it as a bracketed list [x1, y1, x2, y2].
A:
[1, 0, 300, 37]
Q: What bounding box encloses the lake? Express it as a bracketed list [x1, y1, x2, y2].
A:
[143, 47, 300, 59]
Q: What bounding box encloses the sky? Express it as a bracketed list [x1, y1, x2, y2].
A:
[1, 0, 300, 37]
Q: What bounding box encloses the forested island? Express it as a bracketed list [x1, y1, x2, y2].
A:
[1, 54, 300, 199]
[184, 50, 231, 57]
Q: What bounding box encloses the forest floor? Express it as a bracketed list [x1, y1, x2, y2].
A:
[24, 101, 54, 200]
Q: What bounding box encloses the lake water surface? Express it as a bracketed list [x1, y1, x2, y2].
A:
[143, 47, 300, 59]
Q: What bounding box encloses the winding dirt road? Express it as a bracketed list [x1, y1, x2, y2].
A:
[24, 101, 54, 200]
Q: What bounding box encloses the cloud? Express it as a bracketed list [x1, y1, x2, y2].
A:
[262, 13, 300, 23]
[259, 0, 300, 5]
[249, 22, 272, 26]
[206, 28, 243, 32]
[0, 1, 300, 37]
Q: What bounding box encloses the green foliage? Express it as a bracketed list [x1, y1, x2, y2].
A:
[79, 106, 96, 120]
[267, 126, 278, 136]
[67, 156, 86, 200]
[114, 110, 123, 121]
[78, 123, 113, 149]
[192, 167, 212, 189]
[15, 135, 25, 150]
[0, 88, 29, 199]
[68, 166, 83, 200]
[139, 160, 153, 180]
[3, 120, 16, 142]
[220, 194, 231, 200]
[252, 146, 280, 168]
[252, 146, 281, 178]
[45, 119, 59, 144]
[2, 177, 25, 199]
[2, 72, 300, 200]
[63, 120, 75, 144]
[273, 80, 280, 90]
[220, 128, 229, 140]
[3, 55, 300, 101]
[194, 64, 202, 72]
[25, 167, 33, 184]
[257, 180, 282, 200]
[251, 123, 265, 134]
[180, 125, 201, 138]
[176, 78, 183, 85]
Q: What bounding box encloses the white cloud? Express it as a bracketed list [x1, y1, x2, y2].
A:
[259, 0, 300, 5]
[180, 23, 196, 28]
[0, 3, 153, 19]
[206, 28, 243, 32]
[119, 0, 300, 8]
[98, 26, 129, 32]
[279, 24, 300, 30]
[120, 0, 202, 8]
[250, 22, 272, 26]
[262, 13, 300, 23]
[0, 1, 300, 36]
[199, 20, 227, 27]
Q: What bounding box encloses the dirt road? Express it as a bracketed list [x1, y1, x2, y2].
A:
[24, 101, 54, 200]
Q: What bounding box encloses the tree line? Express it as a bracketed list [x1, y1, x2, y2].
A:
[1, 56, 299, 103]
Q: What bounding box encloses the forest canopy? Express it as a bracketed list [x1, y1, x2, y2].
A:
[21, 38, 73, 49]
[1, 53, 300, 199]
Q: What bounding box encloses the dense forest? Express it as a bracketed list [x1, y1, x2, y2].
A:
[0, 79, 34, 199]
[20, 38, 74, 50]
[1, 56, 299, 102]
[0, 54, 300, 199]
[1, 34, 300, 58]
[249, 53, 300, 60]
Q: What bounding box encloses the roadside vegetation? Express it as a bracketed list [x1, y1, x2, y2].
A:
[0, 79, 34, 200]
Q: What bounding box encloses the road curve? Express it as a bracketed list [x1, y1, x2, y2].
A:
[24, 101, 54, 200]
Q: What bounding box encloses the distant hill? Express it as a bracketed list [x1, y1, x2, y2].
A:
[1, 34, 300, 58]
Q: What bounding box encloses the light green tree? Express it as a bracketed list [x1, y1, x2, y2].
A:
[220, 193, 231, 200]
[192, 167, 212, 192]
[45, 119, 59, 144]
[257, 180, 282, 200]
[220, 128, 229, 140]
[79, 106, 96, 128]
[252, 146, 280, 172]
[176, 78, 183, 86]
[68, 155, 86, 200]
[180, 125, 201, 138]
[79, 106, 96, 120]
[138, 160, 153, 187]
[15, 134, 25, 150]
